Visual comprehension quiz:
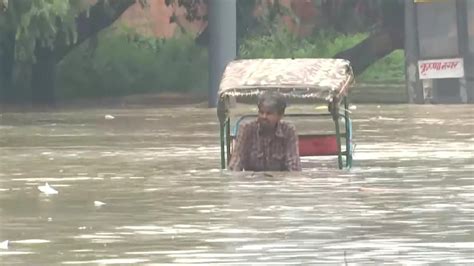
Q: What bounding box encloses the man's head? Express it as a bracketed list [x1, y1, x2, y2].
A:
[257, 91, 287, 129]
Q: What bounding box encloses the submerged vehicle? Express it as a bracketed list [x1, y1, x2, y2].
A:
[217, 58, 355, 170]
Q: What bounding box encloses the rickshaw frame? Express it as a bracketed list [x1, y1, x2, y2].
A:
[216, 58, 355, 170]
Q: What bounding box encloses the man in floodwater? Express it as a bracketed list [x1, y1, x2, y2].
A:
[229, 91, 302, 171]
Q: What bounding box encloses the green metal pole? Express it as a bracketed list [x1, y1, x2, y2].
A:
[335, 121, 343, 169]
[220, 122, 226, 169]
[225, 118, 231, 168]
[343, 97, 352, 168]
[333, 104, 343, 170]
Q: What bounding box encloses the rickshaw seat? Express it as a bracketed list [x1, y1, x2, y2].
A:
[231, 134, 341, 157]
[298, 134, 339, 156]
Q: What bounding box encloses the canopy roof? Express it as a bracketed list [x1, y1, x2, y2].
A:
[218, 58, 354, 101]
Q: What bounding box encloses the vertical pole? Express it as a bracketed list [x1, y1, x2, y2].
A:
[208, 0, 237, 108]
[343, 97, 352, 168]
[465, 1, 474, 103]
[220, 123, 226, 169]
[335, 119, 343, 170]
[405, 0, 424, 104]
[225, 118, 231, 168]
[332, 104, 343, 169]
[456, 0, 469, 103]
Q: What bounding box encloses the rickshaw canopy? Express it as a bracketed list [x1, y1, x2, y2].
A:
[218, 58, 354, 102]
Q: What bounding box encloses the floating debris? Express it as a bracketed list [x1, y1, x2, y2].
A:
[94, 201, 106, 207]
[13, 239, 50, 244]
[104, 115, 115, 120]
[37, 183, 58, 195]
[0, 240, 8, 250]
[349, 105, 357, 110]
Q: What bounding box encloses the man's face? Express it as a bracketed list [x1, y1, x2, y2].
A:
[258, 105, 282, 130]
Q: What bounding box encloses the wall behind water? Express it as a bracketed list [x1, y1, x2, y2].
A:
[416, 1, 459, 59]
[118, 0, 207, 37]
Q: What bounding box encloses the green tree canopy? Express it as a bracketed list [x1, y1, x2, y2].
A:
[0, 0, 139, 105]
[1, 0, 87, 62]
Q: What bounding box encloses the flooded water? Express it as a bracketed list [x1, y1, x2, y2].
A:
[0, 104, 473, 265]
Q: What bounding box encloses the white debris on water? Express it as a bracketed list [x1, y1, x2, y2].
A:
[104, 115, 115, 120]
[37, 183, 58, 195]
[94, 201, 106, 207]
[12, 239, 50, 244]
[0, 240, 8, 250]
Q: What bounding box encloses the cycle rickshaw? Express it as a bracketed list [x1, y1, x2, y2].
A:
[217, 58, 355, 170]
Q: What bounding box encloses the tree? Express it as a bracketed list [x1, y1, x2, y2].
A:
[1, 0, 406, 105]
[329, 0, 405, 75]
[166, 0, 289, 47]
[0, 0, 139, 105]
[171, 0, 405, 76]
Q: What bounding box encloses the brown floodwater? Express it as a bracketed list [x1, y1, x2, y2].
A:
[0, 104, 473, 265]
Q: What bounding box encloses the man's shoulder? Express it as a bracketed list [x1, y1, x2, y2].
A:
[238, 120, 258, 134]
[279, 120, 296, 131]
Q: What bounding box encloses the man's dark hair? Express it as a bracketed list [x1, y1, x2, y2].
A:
[257, 91, 287, 115]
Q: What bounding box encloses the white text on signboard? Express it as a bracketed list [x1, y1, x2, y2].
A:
[418, 58, 465, 79]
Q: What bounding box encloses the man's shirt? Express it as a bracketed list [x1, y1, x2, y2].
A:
[229, 120, 302, 172]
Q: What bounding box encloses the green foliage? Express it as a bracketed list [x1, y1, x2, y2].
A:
[2, 0, 87, 62]
[359, 50, 405, 82]
[239, 29, 405, 82]
[56, 27, 404, 101]
[239, 29, 367, 59]
[56, 26, 208, 100]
